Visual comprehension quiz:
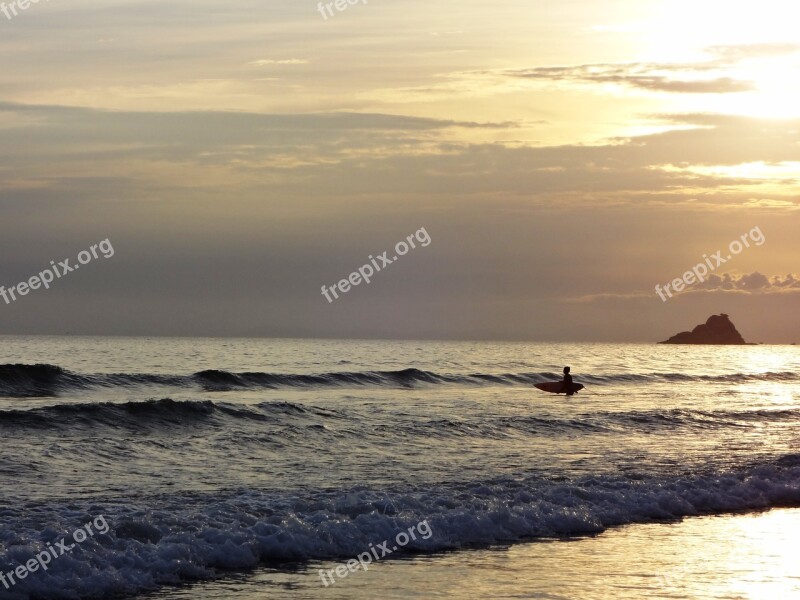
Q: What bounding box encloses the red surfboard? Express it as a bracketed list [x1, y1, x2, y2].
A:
[534, 381, 584, 394]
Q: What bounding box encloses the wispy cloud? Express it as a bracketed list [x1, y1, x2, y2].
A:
[690, 272, 800, 291]
[247, 59, 309, 66]
[573, 272, 800, 303]
[504, 63, 753, 94]
[0, 103, 796, 206]
[498, 44, 800, 95]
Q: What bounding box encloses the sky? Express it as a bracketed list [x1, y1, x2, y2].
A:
[0, 0, 798, 342]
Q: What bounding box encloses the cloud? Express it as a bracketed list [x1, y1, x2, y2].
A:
[742, 199, 800, 210]
[246, 59, 308, 66]
[567, 271, 800, 304]
[0, 101, 515, 132]
[498, 44, 800, 96]
[572, 273, 800, 305]
[635, 78, 753, 94]
[690, 272, 800, 292]
[590, 273, 800, 319]
[0, 103, 797, 208]
[505, 64, 754, 94]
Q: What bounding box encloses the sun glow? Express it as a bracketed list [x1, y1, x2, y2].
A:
[643, 0, 800, 59]
[634, 0, 800, 118]
[724, 56, 800, 118]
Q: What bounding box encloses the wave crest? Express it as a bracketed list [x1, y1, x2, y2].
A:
[1, 363, 797, 398]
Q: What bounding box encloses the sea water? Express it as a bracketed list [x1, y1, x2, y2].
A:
[1, 337, 799, 599]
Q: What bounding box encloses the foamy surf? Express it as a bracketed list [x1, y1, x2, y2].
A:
[3, 459, 800, 599]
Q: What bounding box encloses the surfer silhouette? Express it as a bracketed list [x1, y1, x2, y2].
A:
[561, 366, 574, 395]
[534, 367, 582, 395]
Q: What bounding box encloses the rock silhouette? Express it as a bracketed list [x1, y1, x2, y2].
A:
[659, 314, 747, 345]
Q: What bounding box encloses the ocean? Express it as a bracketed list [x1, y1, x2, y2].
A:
[1, 336, 799, 599]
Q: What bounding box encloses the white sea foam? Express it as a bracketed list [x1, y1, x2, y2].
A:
[2, 462, 800, 599]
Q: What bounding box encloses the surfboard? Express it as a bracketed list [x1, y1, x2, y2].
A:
[534, 381, 584, 394]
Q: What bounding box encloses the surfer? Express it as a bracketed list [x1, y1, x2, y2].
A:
[533, 368, 582, 395]
[561, 366, 574, 395]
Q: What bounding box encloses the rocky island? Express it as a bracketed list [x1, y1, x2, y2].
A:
[659, 313, 747, 345]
